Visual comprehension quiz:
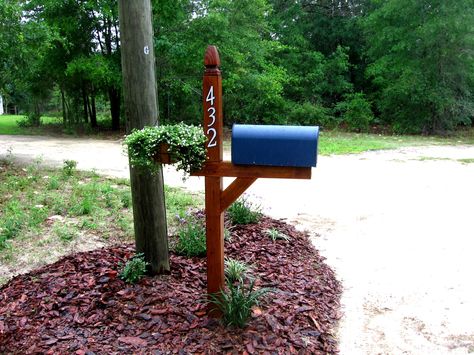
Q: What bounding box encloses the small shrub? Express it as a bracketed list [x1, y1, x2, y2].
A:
[120, 190, 132, 208]
[53, 224, 78, 242]
[175, 217, 206, 257]
[47, 176, 60, 190]
[0, 201, 26, 240]
[16, 113, 41, 128]
[265, 228, 290, 242]
[225, 258, 252, 284]
[71, 196, 94, 215]
[287, 101, 333, 127]
[228, 197, 262, 225]
[62, 160, 77, 177]
[335, 92, 374, 132]
[119, 253, 148, 284]
[208, 280, 269, 328]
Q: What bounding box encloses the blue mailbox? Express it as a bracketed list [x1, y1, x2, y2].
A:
[231, 124, 319, 168]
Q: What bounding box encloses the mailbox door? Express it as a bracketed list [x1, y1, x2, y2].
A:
[231, 124, 319, 168]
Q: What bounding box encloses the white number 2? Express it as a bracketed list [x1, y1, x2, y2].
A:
[206, 86, 215, 106]
[207, 128, 217, 147]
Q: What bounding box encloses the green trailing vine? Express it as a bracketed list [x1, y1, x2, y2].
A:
[124, 123, 207, 175]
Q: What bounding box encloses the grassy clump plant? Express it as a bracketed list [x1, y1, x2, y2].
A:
[124, 123, 207, 175]
[209, 279, 269, 329]
[119, 253, 149, 284]
[228, 197, 262, 225]
[225, 258, 252, 284]
[175, 216, 207, 257]
[209, 257, 268, 328]
[265, 228, 290, 242]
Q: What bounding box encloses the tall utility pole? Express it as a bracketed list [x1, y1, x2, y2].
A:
[118, 0, 170, 274]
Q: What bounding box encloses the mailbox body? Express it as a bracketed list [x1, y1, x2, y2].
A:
[231, 124, 319, 168]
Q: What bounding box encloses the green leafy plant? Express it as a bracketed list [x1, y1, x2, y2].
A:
[0, 201, 26, 244]
[62, 160, 77, 177]
[265, 228, 290, 242]
[335, 92, 374, 132]
[175, 217, 207, 257]
[53, 223, 78, 242]
[47, 176, 60, 190]
[228, 197, 262, 225]
[124, 123, 207, 175]
[208, 280, 269, 328]
[225, 258, 252, 284]
[119, 253, 149, 284]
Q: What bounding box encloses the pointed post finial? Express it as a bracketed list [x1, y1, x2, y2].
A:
[204, 45, 221, 67]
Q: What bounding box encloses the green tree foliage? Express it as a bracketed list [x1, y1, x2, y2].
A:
[1, 0, 473, 134]
[335, 92, 374, 132]
[364, 0, 474, 133]
[2, 0, 122, 129]
[154, 0, 290, 125]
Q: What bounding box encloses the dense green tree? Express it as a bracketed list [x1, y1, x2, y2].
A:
[154, 0, 291, 125]
[16, 0, 122, 129]
[364, 0, 474, 133]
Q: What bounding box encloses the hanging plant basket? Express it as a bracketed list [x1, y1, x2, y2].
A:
[154, 143, 176, 164]
[124, 123, 207, 176]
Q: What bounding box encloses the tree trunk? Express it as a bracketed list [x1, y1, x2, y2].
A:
[61, 88, 67, 125]
[109, 87, 120, 130]
[118, 0, 170, 274]
[82, 87, 89, 124]
[90, 93, 97, 128]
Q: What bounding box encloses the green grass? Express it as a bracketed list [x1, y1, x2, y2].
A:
[0, 160, 202, 285]
[0, 115, 62, 135]
[319, 129, 474, 155]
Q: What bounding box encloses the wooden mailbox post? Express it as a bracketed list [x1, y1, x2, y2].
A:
[192, 46, 314, 301]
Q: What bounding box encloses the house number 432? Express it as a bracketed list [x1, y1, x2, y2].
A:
[206, 86, 217, 148]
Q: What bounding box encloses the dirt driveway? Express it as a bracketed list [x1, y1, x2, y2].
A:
[1, 135, 474, 354]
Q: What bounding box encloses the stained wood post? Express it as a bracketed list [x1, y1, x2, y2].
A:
[203, 46, 225, 300]
[118, 0, 170, 274]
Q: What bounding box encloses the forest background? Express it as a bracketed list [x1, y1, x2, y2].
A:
[0, 0, 473, 135]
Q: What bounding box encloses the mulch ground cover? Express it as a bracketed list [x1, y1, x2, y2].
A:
[0, 216, 342, 354]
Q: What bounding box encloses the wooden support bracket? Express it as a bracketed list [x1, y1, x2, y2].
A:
[192, 161, 312, 180]
[220, 177, 257, 212]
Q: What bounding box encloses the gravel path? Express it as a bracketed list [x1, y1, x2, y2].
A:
[1, 135, 474, 354]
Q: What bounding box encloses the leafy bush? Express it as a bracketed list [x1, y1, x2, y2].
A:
[16, 113, 41, 128]
[228, 197, 261, 225]
[335, 92, 374, 132]
[208, 279, 269, 328]
[62, 160, 77, 177]
[225, 258, 252, 284]
[287, 102, 333, 127]
[124, 123, 207, 175]
[119, 253, 148, 284]
[175, 217, 207, 257]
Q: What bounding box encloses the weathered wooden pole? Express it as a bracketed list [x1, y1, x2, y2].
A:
[203, 46, 225, 298]
[118, 0, 170, 274]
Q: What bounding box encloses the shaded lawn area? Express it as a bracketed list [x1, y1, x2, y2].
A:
[0, 115, 62, 135]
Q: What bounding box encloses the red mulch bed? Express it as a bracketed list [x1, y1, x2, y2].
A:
[0, 216, 342, 354]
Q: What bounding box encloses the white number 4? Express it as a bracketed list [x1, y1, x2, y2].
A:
[206, 86, 215, 106]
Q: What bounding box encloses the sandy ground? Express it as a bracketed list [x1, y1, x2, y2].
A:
[1, 135, 474, 354]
